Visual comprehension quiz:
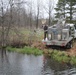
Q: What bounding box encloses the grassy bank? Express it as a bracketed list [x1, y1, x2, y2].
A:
[6, 46, 76, 65]
[6, 46, 43, 56]
[5, 27, 76, 65]
[47, 50, 76, 65]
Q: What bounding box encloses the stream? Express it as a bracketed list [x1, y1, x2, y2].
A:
[0, 50, 76, 75]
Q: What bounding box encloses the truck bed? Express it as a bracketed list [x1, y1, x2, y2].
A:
[42, 37, 73, 46]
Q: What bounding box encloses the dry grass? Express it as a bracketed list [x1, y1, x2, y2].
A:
[8, 28, 44, 47]
[67, 42, 76, 56]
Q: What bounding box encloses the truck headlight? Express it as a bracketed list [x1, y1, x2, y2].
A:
[58, 34, 61, 40]
[48, 34, 52, 40]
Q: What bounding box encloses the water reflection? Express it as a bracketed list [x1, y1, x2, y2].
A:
[0, 51, 44, 75]
[43, 57, 76, 75]
[0, 51, 76, 75]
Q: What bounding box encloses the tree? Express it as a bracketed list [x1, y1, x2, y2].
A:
[55, 0, 76, 23]
[0, 0, 13, 47]
[66, 0, 76, 23]
[43, 0, 55, 26]
[0, 0, 5, 47]
[36, 0, 40, 29]
[55, 0, 66, 19]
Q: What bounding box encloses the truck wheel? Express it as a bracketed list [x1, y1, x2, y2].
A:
[66, 42, 72, 49]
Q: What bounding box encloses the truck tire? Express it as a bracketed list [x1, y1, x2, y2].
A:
[66, 42, 72, 49]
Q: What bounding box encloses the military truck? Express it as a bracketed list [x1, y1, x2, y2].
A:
[42, 19, 76, 49]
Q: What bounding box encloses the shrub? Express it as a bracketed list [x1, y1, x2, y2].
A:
[6, 46, 43, 56]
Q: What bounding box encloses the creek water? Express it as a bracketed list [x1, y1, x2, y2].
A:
[0, 50, 76, 75]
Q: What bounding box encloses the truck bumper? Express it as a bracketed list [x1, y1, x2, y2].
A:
[42, 39, 67, 47]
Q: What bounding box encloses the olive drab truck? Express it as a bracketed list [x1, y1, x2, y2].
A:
[42, 18, 76, 49]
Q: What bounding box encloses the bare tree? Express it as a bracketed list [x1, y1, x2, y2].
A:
[29, 0, 33, 28]
[1, 0, 5, 47]
[43, 0, 55, 26]
[36, 0, 40, 29]
[0, 0, 51, 47]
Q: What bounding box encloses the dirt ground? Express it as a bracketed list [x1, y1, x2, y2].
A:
[67, 43, 76, 56]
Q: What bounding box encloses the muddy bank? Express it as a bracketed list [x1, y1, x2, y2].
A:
[9, 40, 76, 56]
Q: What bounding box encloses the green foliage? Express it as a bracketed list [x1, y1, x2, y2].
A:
[55, 0, 66, 19]
[48, 50, 76, 65]
[6, 47, 16, 52]
[6, 46, 43, 56]
[70, 56, 76, 65]
[17, 46, 43, 55]
[55, 0, 76, 23]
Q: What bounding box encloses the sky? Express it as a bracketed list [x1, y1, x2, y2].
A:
[24, 0, 58, 18]
[0, 0, 58, 18]
[42, 0, 58, 18]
